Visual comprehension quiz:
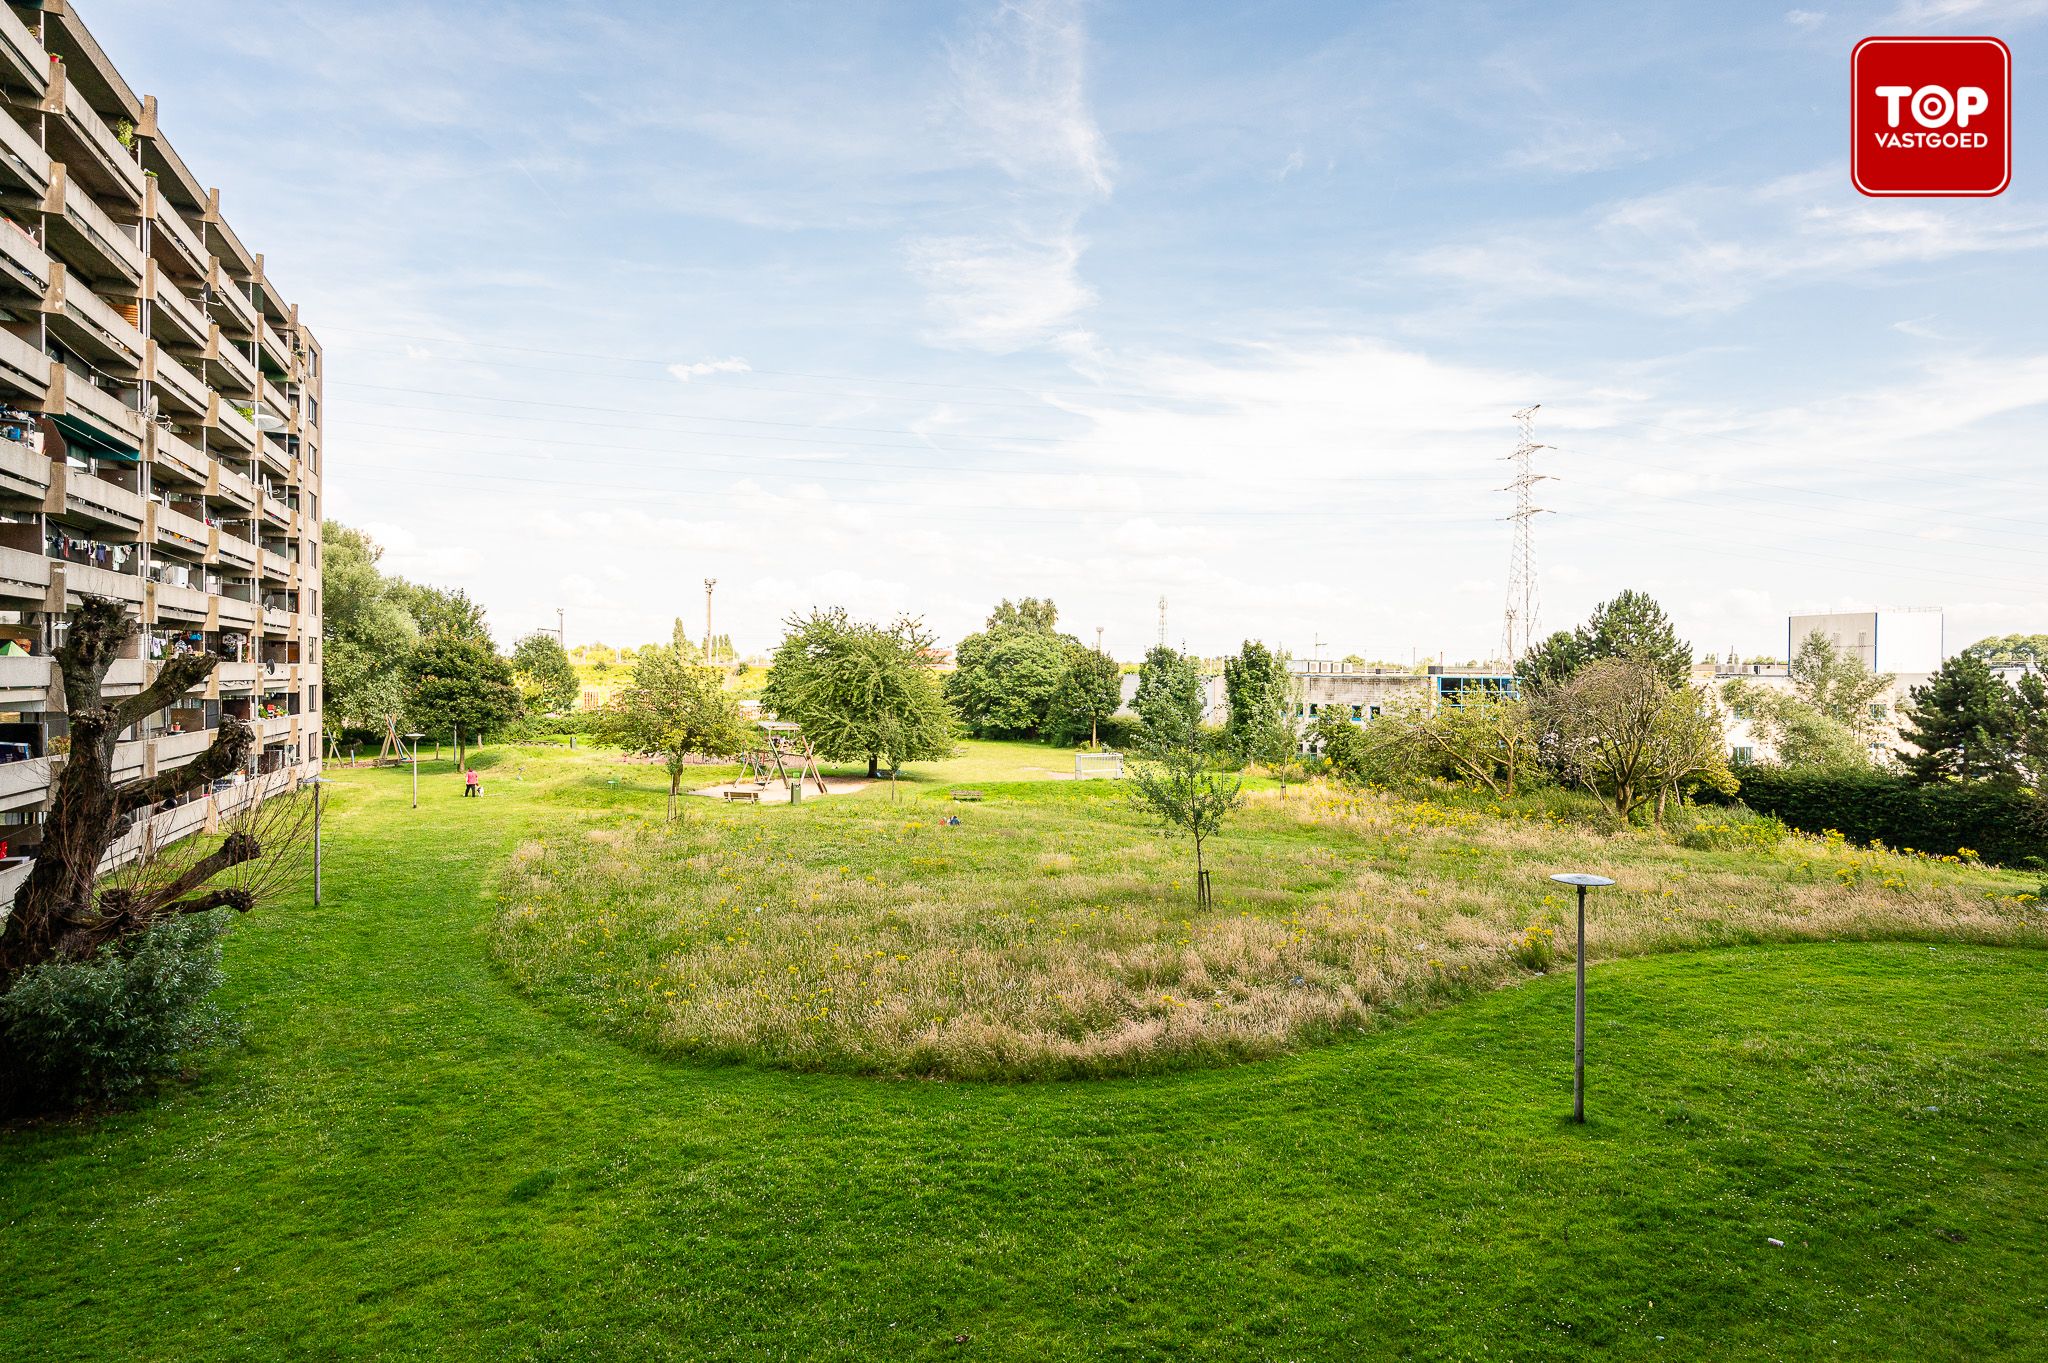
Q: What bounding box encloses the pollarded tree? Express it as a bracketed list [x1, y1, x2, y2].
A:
[762, 608, 956, 777]
[0, 597, 270, 987]
[595, 645, 753, 818]
[405, 632, 524, 767]
[511, 630, 580, 714]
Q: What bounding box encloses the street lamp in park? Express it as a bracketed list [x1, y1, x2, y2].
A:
[1550, 872, 1615, 1124]
[406, 733, 426, 810]
[303, 775, 329, 906]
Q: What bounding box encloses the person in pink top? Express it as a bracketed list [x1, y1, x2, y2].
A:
[463, 766, 481, 798]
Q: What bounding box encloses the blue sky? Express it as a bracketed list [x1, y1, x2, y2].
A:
[90, 0, 2048, 662]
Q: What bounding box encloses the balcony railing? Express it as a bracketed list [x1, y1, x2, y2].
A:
[215, 527, 257, 569]
[41, 7, 142, 128]
[205, 391, 256, 454]
[149, 422, 207, 486]
[61, 465, 147, 532]
[44, 263, 144, 375]
[46, 364, 146, 454]
[46, 169, 142, 290]
[203, 195, 255, 278]
[204, 325, 256, 396]
[0, 651, 53, 697]
[145, 341, 208, 417]
[0, 325, 48, 403]
[208, 461, 257, 512]
[59, 559, 145, 604]
[205, 258, 256, 336]
[51, 79, 145, 209]
[215, 594, 257, 629]
[146, 182, 207, 284]
[0, 435, 50, 501]
[153, 500, 210, 550]
[0, 3, 49, 101]
[0, 544, 51, 598]
[147, 263, 210, 349]
[0, 104, 51, 202]
[0, 216, 50, 299]
[260, 547, 292, 581]
[151, 579, 210, 619]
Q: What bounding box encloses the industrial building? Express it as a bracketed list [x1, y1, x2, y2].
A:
[0, 2, 323, 889]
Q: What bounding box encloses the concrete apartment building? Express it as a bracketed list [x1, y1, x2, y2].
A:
[0, 3, 322, 878]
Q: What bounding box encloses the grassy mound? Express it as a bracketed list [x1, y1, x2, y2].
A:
[490, 770, 2044, 1079]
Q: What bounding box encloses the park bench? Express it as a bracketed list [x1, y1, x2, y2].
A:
[723, 789, 761, 803]
[949, 789, 984, 802]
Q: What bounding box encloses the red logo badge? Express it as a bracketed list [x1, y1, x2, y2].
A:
[1852, 36, 2011, 197]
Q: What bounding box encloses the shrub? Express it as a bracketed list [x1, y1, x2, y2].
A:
[0, 911, 234, 1114]
[1709, 766, 2047, 868]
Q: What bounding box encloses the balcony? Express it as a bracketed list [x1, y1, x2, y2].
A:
[0, 543, 49, 600]
[215, 594, 257, 629]
[208, 461, 257, 513]
[0, 216, 50, 300]
[45, 70, 145, 210]
[43, 168, 142, 291]
[0, 105, 51, 205]
[38, 3, 143, 126]
[0, 651, 54, 701]
[0, 326, 48, 404]
[153, 500, 211, 553]
[148, 422, 207, 487]
[58, 465, 146, 533]
[202, 192, 255, 279]
[43, 365, 146, 458]
[260, 547, 292, 582]
[204, 391, 256, 455]
[147, 184, 207, 286]
[151, 579, 209, 620]
[58, 559, 144, 605]
[204, 258, 256, 336]
[146, 261, 210, 351]
[260, 490, 293, 527]
[261, 606, 292, 633]
[136, 97, 207, 214]
[215, 661, 259, 690]
[256, 432, 291, 482]
[152, 728, 217, 765]
[144, 341, 208, 418]
[258, 373, 292, 422]
[0, 435, 51, 502]
[204, 325, 256, 397]
[0, 753, 51, 805]
[42, 263, 144, 377]
[0, 3, 49, 102]
[256, 315, 293, 378]
[215, 526, 257, 570]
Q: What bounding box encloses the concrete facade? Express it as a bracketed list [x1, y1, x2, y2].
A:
[0, 2, 322, 888]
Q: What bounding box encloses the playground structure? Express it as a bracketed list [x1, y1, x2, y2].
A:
[1073, 751, 1125, 779]
[696, 722, 866, 803]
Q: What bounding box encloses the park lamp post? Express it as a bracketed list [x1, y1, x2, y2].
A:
[406, 732, 426, 810]
[303, 775, 329, 906]
[1550, 872, 1615, 1124]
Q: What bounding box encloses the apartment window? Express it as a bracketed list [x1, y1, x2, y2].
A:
[1732, 746, 1754, 767]
[1369, 705, 1381, 719]
[1350, 705, 1362, 718]
[1869, 703, 1886, 719]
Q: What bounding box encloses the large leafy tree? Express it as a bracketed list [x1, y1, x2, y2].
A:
[405, 633, 524, 767]
[762, 608, 956, 777]
[511, 631, 580, 713]
[1963, 633, 2048, 670]
[1134, 645, 1206, 740]
[320, 522, 419, 731]
[1897, 653, 2022, 786]
[947, 598, 1077, 739]
[395, 582, 491, 646]
[1221, 642, 1287, 754]
[1720, 679, 1870, 771]
[1789, 630, 1894, 737]
[1046, 642, 1123, 748]
[1522, 590, 1693, 689]
[595, 645, 753, 817]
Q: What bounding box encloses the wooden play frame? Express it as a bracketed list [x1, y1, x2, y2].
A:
[736, 721, 830, 796]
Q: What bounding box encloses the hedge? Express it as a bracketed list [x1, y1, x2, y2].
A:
[1709, 766, 2047, 868]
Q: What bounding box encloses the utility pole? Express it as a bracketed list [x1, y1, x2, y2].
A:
[555, 607, 565, 647]
[703, 578, 717, 662]
[1157, 596, 1167, 649]
[1500, 404, 1555, 668]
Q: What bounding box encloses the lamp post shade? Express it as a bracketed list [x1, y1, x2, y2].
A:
[1550, 872, 1614, 1122]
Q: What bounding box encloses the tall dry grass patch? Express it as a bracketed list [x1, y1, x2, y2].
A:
[490, 782, 2044, 1079]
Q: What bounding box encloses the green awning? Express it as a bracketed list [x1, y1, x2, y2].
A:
[50, 413, 141, 461]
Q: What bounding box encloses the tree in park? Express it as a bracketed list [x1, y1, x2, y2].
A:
[1128, 703, 1242, 906]
[947, 598, 1077, 739]
[1133, 644, 1206, 740]
[405, 632, 524, 766]
[0, 598, 309, 1111]
[394, 581, 491, 645]
[1047, 641, 1123, 748]
[762, 608, 956, 777]
[596, 645, 754, 818]
[1221, 641, 1285, 753]
[1521, 589, 1693, 689]
[1897, 653, 2023, 787]
[511, 631, 580, 714]
[1963, 633, 2048, 670]
[1790, 630, 1894, 738]
[320, 522, 421, 731]
[1538, 657, 1734, 825]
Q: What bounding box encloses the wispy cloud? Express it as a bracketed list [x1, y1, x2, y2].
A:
[669, 357, 752, 382]
[909, 0, 1113, 351]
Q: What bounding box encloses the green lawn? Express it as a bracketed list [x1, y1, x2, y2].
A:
[3, 745, 2046, 1360]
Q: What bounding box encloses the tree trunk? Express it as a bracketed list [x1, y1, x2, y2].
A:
[867, 754, 879, 779]
[0, 598, 256, 986]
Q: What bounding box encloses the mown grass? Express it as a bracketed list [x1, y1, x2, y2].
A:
[490, 750, 2044, 1079]
[2, 745, 2046, 1358]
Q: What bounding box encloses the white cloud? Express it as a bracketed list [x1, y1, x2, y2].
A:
[1785, 9, 1827, 29]
[1275, 148, 1306, 181]
[1503, 119, 1646, 175]
[669, 357, 752, 382]
[907, 231, 1098, 352]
